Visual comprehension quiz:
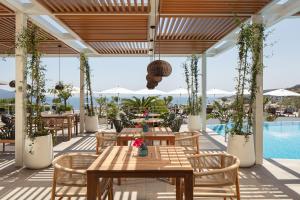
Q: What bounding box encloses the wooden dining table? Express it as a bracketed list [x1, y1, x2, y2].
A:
[117, 127, 175, 146]
[87, 146, 193, 200]
[134, 113, 161, 118]
[41, 113, 75, 140]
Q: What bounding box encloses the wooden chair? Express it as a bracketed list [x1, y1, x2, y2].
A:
[43, 118, 65, 138]
[182, 153, 240, 200]
[95, 132, 117, 154]
[51, 153, 113, 200]
[174, 131, 200, 154]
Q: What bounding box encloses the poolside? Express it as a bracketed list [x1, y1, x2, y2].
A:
[208, 118, 300, 159]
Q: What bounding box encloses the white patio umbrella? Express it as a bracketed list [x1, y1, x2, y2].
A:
[168, 88, 188, 105]
[207, 88, 232, 97]
[263, 89, 300, 97]
[99, 87, 135, 95]
[135, 88, 166, 95]
[0, 80, 7, 85]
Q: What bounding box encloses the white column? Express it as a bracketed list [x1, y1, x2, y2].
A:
[80, 55, 85, 133]
[252, 15, 264, 165]
[201, 52, 207, 133]
[15, 12, 27, 166]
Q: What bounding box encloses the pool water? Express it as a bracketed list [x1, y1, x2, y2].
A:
[208, 121, 300, 159]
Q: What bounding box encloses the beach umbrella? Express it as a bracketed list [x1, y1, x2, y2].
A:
[207, 88, 232, 97]
[168, 88, 188, 95]
[135, 88, 166, 95]
[99, 87, 135, 95]
[168, 88, 188, 105]
[263, 89, 300, 97]
[0, 80, 7, 85]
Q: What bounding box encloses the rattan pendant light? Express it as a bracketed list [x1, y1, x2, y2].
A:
[146, 0, 172, 89]
[55, 44, 64, 90]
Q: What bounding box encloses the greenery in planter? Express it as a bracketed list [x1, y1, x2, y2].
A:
[183, 54, 201, 115]
[80, 53, 95, 116]
[49, 83, 73, 112]
[230, 22, 266, 136]
[15, 25, 48, 139]
[211, 98, 232, 124]
[96, 96, 107, 118]
[163, 96, 173, 107]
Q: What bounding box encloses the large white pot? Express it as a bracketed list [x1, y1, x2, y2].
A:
[24, 134, 53, 169]
[227, 134, 255, 167]
[187, 115, 201, 131]
[85, 115, 99, 132]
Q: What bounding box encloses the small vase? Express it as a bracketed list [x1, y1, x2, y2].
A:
[138, 143, 148, 157]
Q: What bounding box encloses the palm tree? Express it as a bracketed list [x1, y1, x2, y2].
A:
[163, 96, 173, 107]
[122, 96, 159, 112]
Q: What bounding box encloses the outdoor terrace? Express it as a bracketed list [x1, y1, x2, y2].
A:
[1, 125, 300, 200]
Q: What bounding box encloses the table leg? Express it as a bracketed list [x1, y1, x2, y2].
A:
[87, 173, 97, 200]
[184, 174, 193, 200]
[176, 177, 182, 200]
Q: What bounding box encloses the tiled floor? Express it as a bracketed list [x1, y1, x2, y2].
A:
[0, 125, 300, 199]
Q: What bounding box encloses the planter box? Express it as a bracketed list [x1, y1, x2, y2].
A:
[187, 115, 201, 131]
[85, 115, 99, 133]
[227, 134, 255, 167]
[24, 134, 53, 169]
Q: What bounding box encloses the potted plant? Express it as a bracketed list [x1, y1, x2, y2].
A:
[183, 54, 202, 131]
[96, 96, 108, 124]
[227, 22, 265, 167]
[80, 53, 98, 132]
[49, 83, 73, 113]
[16, 25, 53, 169]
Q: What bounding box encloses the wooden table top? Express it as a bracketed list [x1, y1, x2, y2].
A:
[88, 146, 192, 172]
[131, 118, 163, 124]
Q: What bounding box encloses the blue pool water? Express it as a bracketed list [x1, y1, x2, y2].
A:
[208, 121, 300, 159]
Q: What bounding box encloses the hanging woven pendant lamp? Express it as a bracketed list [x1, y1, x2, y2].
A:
[55, 44, 64, 90]
[145, 0, 171, 89]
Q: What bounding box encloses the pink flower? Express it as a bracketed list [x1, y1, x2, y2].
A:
[132, 138, 144, 148]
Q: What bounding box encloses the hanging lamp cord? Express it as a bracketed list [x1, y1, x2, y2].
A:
[58, 44, 61, 83]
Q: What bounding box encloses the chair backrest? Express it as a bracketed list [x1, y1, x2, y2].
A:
[175, 131, 200, 153]
[188, 153, 240, 186]
[52, 153, 98, 186]
[95, 132, 117, 154]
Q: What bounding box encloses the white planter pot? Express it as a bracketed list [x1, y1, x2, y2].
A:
[227, 134, 255, 167]
[85, 115, 99, 132]
[24, 134, 53, 169]
[187, 115, 201, 131]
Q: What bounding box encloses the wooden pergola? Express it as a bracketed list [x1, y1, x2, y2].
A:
[0, 0, 300, 167]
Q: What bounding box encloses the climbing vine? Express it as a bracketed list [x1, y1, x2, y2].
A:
[230, 22, 265, 136]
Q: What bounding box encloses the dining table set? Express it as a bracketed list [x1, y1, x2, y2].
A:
[86, 124, 196, 200]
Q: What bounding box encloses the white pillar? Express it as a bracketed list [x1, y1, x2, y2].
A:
[252, 15, 264, 165]
[80, 55, 85, 133]
[15, 12, 27, 166]
[201, 52, 207, 133]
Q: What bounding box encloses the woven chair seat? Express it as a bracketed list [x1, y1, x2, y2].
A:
[193, 186, 236, 197]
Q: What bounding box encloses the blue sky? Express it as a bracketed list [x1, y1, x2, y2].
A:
[1, 17, 300, 92]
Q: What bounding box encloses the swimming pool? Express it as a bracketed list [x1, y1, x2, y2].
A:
[208, 121, 300, 159]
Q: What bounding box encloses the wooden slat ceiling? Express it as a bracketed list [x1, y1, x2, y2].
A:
[37, 0, 150, 14]
[17, 1, 273, 55]
[57, 15, 148, 41]
[0, 3, 77, 54]
[160, 0, 271, 15]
